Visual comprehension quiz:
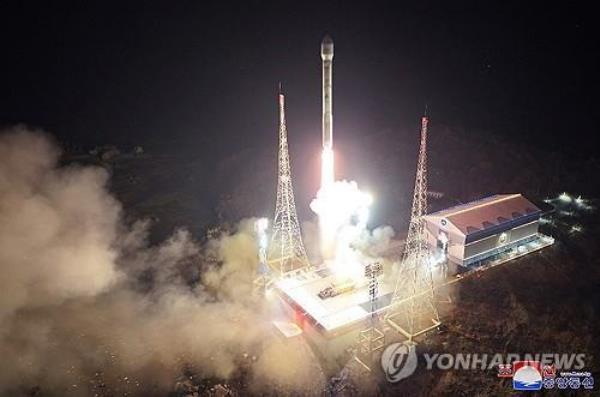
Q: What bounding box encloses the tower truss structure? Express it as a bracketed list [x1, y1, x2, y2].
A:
[386, 114, 440, 340]
[267, 87, 310, 276]
[355, 262, 385, 371]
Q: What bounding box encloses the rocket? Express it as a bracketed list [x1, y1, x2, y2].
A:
[320, 35, 335, 188]
[321, 35, 334, 150]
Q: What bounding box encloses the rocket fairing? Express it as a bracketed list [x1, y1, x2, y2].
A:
[321, 35, 334, 150]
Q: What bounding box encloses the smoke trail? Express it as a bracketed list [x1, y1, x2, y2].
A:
[0, 127, 324, 396]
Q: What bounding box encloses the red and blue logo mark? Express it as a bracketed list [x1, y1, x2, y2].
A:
[512, 361, 543, 391]
[498, 360, 594, 391]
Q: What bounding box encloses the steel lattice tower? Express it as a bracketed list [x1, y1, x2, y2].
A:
[267, 87, 310, 276]
[386, 114, 440, 340]
[355, 262, 385, 371]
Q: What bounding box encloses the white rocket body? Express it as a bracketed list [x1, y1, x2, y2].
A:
[320, 36, 334, 188]
[321, 35, 334, 150]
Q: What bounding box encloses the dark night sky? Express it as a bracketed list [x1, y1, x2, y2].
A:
[1, 1, 598, 160]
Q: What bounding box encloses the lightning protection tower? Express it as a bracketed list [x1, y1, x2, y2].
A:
[355, 262, 385, 371]
[267, 85, 310, 276]
[386, 114, 440, 340]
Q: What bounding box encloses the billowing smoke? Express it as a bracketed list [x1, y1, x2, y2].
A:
[0, 127, 324, 395]
[310, 180, 373, 258]
[0, 129, 121, 320]
[310, 180, 385, 280]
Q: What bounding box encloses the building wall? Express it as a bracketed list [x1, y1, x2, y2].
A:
[425, 217, 540, 267]
[275, 293, 370, 373]
[463, 220, 539, 262]
[425, 220, 465, 263]
[509, 220, 539, 241]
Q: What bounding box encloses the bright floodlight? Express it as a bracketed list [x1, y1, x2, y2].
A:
[256, 217, 269, 233]
[559, 192, 572, 203]
[574, 195, 592, 210]
[255, 218, 269, 250]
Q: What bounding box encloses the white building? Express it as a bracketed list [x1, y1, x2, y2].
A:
[424, 194, 545, 268]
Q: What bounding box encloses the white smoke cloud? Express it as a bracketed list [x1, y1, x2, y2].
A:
[309, 179, 396, 282]
[0, 128, 122, 320]
[310, 181, 373, 258]
[0, 127, 324, 395]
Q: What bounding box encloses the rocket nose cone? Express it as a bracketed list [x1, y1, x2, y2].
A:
[321, 34, 334, 59]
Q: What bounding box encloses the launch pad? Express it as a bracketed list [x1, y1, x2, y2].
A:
[272, 264, 398, 368]
[274, 267, 395, 335]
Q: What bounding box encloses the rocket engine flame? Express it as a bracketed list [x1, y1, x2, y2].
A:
[320, 147, 334, 188]
[310, 178, 372, 269]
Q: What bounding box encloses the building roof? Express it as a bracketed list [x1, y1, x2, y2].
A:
[426, 194, 541, 237]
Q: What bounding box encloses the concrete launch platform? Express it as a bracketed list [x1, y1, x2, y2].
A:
[274, 267, 395, 336]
